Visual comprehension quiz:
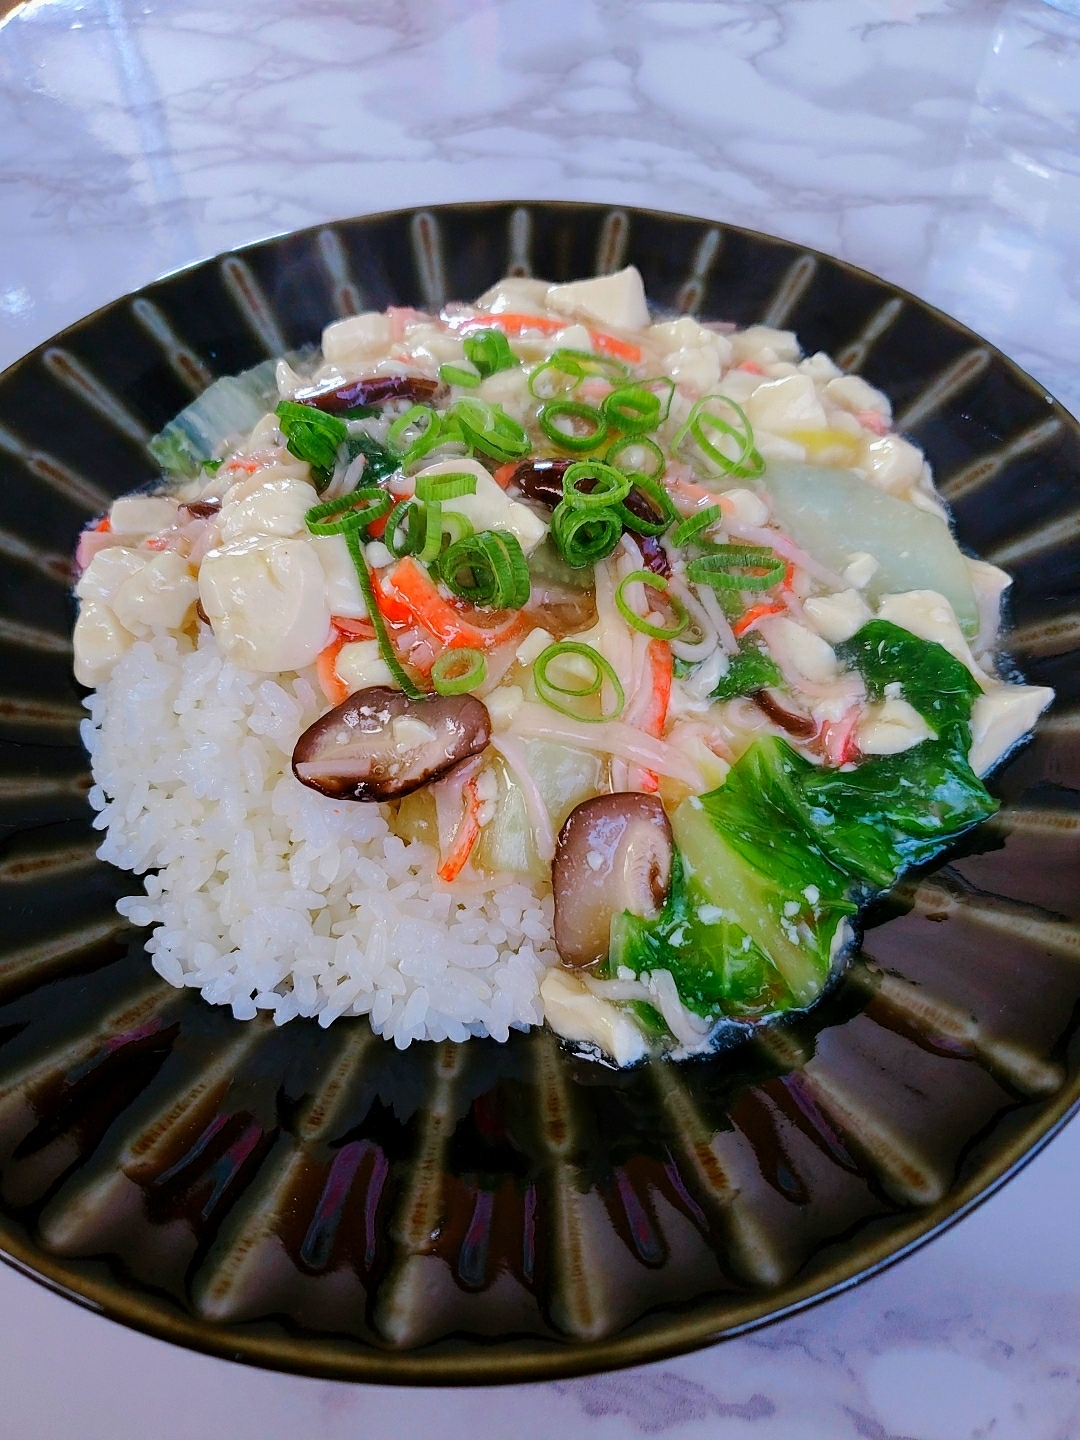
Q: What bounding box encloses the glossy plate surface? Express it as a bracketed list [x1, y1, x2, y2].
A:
[0, 202, 1076, 1384]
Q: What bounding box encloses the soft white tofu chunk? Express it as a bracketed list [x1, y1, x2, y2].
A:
[744, 374, 827, 434]
[546, 266, 650, 331]
[311, 533, 367, 619]
[199, 536, 331, 673]
[412, 458, 547, 555]
[539, 968, 648, 1067]
[876, 590, 987, 684]
[335, 640, 393, 692]
[968, 685, 1054, 776]
[219, 476, 321, 543]
[112, 552, 199, 635]
[758, 616, 839, 683]
[75, 546, 148, 605]
[108, 494, 180, 536]
[72, 601, 135, 687]
[864, 434, 924, 495]
[803, 589, 871, 644]
[321, 312, 393, 367]
[857, 698, 935, 755]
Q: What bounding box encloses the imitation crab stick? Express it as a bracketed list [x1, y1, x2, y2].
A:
[316, 636, 350, 706]
[380, 557, 526, 651]
[437, 778, 482, 882]
[732, 602, 786, 639]
[630, 640, 673, 793]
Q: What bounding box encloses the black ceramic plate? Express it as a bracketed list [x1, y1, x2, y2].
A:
[0, 202, 1076, 1385]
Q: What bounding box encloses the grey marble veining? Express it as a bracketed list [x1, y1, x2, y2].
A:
[1, 0, 1079, 415]
[1, 2, 1079, 1436]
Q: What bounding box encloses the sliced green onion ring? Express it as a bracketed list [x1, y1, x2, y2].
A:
[463, 329, 516, 378]
[561, 459, 632, 511]
[615, 570, 689, 640]
[548, 348, 630, 381]
[605, 433, 665, 480]
[451, 398, 531, 462]
[672, 396, 764, 480]
[550, 501, 622, 568]
[686, 545, 785, 592]
[533, 640, 625, 722]
[383, 498, 426, 559]
[672, 504, 723, 548]
[343, 529, 425, 699]
[600, 378, 675, 434]
[439, 529, 530, 609]
[527, 354, 585, 400]
[275, 402, 348, 491]
[439, 363, 481, 388]
[615, 473, 678, 537]
[431, 647, 487, 695]
[539, 400, 609, 453]
[438, 510, 474, 548]
[414, 472, 478, 502]
[387, 404, 437, 455]
[417, 500, 443, 563]
[304, 488, 392, 536]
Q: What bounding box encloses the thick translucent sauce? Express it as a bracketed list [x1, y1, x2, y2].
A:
[72, 266, 1054, 1063]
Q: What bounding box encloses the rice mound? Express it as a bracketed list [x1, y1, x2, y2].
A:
[82, 629, 556, 1046]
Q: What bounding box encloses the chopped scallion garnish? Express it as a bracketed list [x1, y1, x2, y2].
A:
[276, 401, 348, 492]
[539, 399, 609, 453]
[533, 640, 625, 722]
[432, 647, 487, 695]
[439, 529, 530, 609]
[550, 499, 623, 567]
[615, 570, 689, 640]
[672, 504, 723, 548]
[561, 459, 632, 511]
[672, 396, 764, 480]
[686, 545, 785, 592]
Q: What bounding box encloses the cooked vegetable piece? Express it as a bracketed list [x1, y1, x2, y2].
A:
[473, 759, 545, 880]
[295, 375, 443, 412]
[344, 429, 399, 484]
[148, 358, 282, 475]
[510, 457, 572, 508]
[609, 852, 797, 1019]
[292, 686, 490, 801]
[276, 402, 347, 490]
[553, 793, 673, 969]
[611, 622, 998, 1023]
[754, 687, 816, 737]
[711, 642, 783, 700]
[758, 462, 979, 635]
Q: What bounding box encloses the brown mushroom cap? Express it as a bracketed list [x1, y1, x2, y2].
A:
[292, 687, 490, 802]
[552, 793, 674, 969]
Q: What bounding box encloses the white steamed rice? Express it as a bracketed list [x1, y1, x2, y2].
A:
[82, 628, 556, 1046]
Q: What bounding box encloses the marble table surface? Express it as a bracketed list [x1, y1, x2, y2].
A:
[1, 0, 1079, 1435]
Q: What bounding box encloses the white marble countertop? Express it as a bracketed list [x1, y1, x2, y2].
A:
[1, 1, 1079, 1435]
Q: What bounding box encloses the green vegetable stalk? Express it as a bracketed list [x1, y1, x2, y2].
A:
[610, 622, 998, 1030]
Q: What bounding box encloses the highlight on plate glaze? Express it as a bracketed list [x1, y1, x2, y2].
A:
[0, 203, 1075, 1384]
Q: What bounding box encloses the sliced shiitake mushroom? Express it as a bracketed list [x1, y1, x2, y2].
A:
[552, 793, 673, 969]
[633, 532, 671, 578]
[294, 376, 445, 413]
[753, 687, 817, 739]
[292, 686, 490, 802]
[182, 498, 222, 519]
[508, 457, 571, 509]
